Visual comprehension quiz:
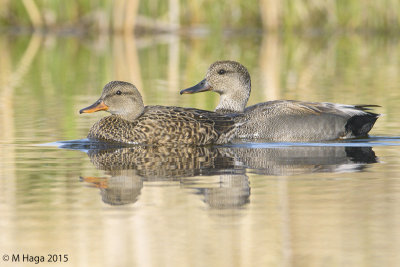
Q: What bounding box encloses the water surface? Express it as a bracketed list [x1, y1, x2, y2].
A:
[1, 32, 400, 267]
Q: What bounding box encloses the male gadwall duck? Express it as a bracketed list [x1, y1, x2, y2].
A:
[181, 60, 380, 141]
[80, 81, 239, 145]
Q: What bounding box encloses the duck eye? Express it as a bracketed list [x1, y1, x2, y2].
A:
[218, 69, 226, 75]
[116, 90, 122, 95]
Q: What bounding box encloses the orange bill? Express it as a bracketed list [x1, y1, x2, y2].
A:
[81, 176, 108, 188]
[79, 100, 109, 114]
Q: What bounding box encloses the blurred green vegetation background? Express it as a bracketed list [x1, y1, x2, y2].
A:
[1, 0, 399, 143]
[1, 0, 399, 32]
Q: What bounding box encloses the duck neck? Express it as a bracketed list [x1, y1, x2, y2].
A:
[215, 85, 250, 113]
[215, 96, 244, 113]
[115, 105, 145, 122]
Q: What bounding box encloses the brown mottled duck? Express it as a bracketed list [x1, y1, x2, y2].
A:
[181, 60, 380, 141]
[80, 81, 240, 145]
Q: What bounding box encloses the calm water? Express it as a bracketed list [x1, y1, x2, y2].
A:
[1, 32, 400, 267]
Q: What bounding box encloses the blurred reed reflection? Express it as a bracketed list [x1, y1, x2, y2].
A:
[0, 32, 398, 146]
[1, 22, 400, 267]
[64, 143, 378, 207]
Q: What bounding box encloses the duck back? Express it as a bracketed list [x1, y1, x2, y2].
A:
[234, 100, 379, 141]
[88, 106, 239, 145]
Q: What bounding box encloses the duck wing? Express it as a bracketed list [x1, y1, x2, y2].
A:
[241, 100, 379, 141]
[135, 106, 240, 145]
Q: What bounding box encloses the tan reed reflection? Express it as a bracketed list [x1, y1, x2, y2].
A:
[112, 0, 140, 34]
[0, 33, 42, 259]
[259, 33, 281, 100]
[259, 0, 281, 30]
[112, 34, 143, 92]
[168, 34, 180, 93]
[0, 33, 42, 160]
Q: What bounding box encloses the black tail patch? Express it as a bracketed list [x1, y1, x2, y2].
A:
[345, 112, 379, 137]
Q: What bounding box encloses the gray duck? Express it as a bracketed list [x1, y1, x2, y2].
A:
[80, 81, 239, 145]
[181, 60, 380, 141]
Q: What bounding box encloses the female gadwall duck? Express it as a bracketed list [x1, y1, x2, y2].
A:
[180, 60, 380, 141]
[80, 81, 239, 145]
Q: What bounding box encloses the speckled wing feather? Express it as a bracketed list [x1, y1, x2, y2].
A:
[239, 100, 379, 141]
[87, 106, 239, 145]
[246, 100, 379, 116]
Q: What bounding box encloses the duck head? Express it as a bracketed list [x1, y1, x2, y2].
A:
[80, 81, 145, 122]
[180, 60, 251, 113]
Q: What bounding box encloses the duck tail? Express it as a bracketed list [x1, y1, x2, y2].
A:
[345, 110, 380, 137]
[354, 104, 381, 111]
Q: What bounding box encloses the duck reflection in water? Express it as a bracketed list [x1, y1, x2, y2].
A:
[219, 145, 378, 175]
[63, 142, 377, 207]
[81, 145, 250, 207]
